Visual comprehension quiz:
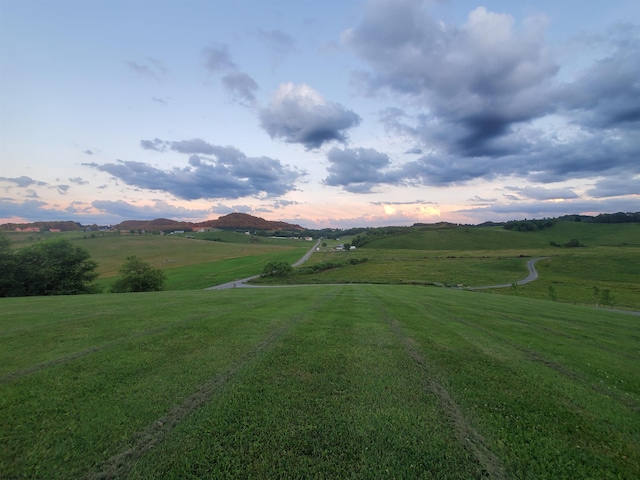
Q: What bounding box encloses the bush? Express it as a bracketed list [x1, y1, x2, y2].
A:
[110, 256, 166, 293]
[262, 261, 293, 277]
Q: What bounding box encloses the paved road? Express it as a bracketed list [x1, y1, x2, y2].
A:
[467, 257, 549, 290]
[205, 239, 322, 290]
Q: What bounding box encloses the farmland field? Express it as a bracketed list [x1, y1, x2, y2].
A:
[1, 286, 638, 478]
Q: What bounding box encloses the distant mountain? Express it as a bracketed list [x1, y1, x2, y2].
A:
[114, 213, 303, 232]
[196, 213, 303, 231]
[116, 218, 193, 232]
[1, 213, 304, 232]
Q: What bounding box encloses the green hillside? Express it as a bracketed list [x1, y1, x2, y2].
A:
[1, 286, 638, 478]
[362, 221, 640, 250]
[281, 221, 640, 310]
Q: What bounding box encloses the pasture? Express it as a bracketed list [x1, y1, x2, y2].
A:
[1, 286, 638, 478]
[1, 220, 639, 478]
[272, 222, 640, 310]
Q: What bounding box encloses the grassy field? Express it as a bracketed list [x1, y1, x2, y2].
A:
[5, 231, 309, 291]
[264, 222, 640, 310]
[1, 286, 638, 478]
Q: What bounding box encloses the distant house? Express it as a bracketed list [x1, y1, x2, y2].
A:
[49, 228, 61, 233]
[15, 227, 40, 232]
[304, 237, 313, 241]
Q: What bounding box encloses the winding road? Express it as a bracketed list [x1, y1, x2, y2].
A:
[206, 245, 550, 291]
[467, 257, 549, 290]
[205, 239, 321, 290]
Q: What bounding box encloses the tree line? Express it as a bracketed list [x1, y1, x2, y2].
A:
[0, 234, 165, 297]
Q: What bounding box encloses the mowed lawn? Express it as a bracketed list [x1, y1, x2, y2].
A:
[1, 286, 638, 479]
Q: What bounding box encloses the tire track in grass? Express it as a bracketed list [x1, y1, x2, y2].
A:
[87, 288, 341, 480]
[448, 315, 640, 414]
[0, 296, 277, 384]
[372, 296, 507, 480]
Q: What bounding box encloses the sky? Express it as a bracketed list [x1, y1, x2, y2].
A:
[1, 0, 639, 229]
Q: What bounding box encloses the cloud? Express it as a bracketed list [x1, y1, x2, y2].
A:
[140, 138, 168, 152]
[202, 45, 237, 74]
[323, 147, 400, 193]
[0, 176, 48, 188]
[337, 1, 640, 191]
[586, 175, 640, 198]
[259, 83, 361, 149]
[84, 142, 304, 200]
[504, 185, 579, 200]
[202, 45, 260, 105]
[256, 29, 296, 62]
[559, 25, 640, 130]
[69, 177, 89, 186]
[126, 57, 167, 81]
[404, 148, 423, 155]
[270, 199, 301, 209]
[456, 197, 640, 223]
[169, 138, 218, 155]
[370, 200, 433, 206]
[221, 71, 259, 105]
[92, 200, 211, 221]
[83, 150, 94, 155]
[344, 2, 557, 154]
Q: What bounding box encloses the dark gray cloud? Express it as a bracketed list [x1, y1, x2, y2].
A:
[324, 147, 400, 193]
[0, 176, 48, 188]
[586, 176, 640, 198]
[344, 1, 557, 154]
[203, 45, 237, 74]
[221, 71, 259, 105]
[83, 149, 94, 155]
[56, 185, 70, 195]
[342, 0, 640, 188]
[259, 83, 361, 149]
[560, 25, 640, 130]
[84, 141, 303, 200]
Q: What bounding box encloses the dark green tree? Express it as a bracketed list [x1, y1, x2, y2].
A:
[110, 256, 166, 293]
[9, 239, 100, 296]
[262, 261, 293, 277]
[0, 233, 19, 296]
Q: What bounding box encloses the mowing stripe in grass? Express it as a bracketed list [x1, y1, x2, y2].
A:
[0, 294, 283, 384]
[446, 314, 640, 415]
[88, 320, 295, 479]
[375, 300, 507, 480]
[88, 289, 342, 479]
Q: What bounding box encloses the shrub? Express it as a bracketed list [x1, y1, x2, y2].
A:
[110, 256, 166, 293]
